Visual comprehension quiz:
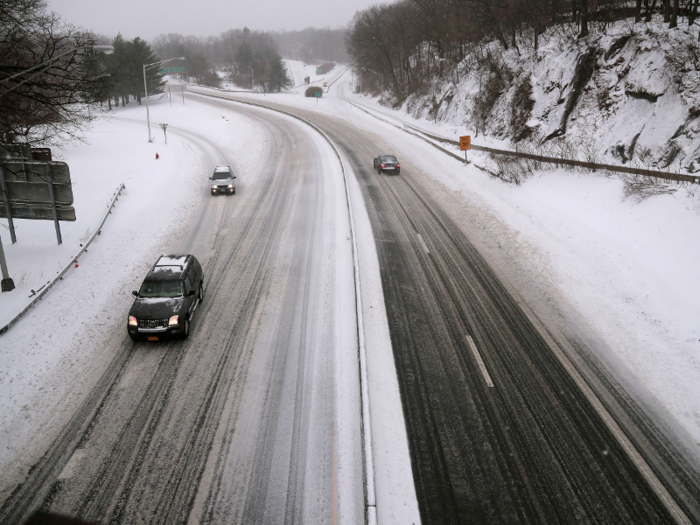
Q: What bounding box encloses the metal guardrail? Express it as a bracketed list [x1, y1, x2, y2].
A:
[0, 183, 126, 335]
[410, 125, 700, 184]
[347, 99, 700, 185]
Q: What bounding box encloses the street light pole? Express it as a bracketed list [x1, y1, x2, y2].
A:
[143, 57, 184, 143]
[143, 64, 152, 142]
[248, 66, 254, 92]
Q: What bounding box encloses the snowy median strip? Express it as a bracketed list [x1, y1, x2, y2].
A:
[0, 183, 125, 335]
[189, 91, 379, 525]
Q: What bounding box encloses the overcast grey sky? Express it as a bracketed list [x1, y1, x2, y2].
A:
[46, 0, 377, 40]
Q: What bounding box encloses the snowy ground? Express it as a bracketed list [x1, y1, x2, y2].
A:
[1, 60, 700, 521]
[224, 63, 700, 455]
[0, 97, 268, 489]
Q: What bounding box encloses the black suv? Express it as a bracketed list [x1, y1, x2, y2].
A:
[127, 254, 204, 341]
[210, 165, 236, 195]
[373, 154, 400, 174]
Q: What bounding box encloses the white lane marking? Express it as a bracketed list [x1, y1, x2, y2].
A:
[416, 233, 430, 254]
[466, 335, 494, 388]
[58, 449, 86, 480]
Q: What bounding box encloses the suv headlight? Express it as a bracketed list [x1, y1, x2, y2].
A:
[228, 184, 234, 188]
[168, 315, 179, 326]
[128, 316, 138, 326]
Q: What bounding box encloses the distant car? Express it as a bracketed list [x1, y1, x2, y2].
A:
[373, 154, 401, 174]
[127, 254, 204, 341]
[210, 165, 236, 195]
[323, 82, 328, 87]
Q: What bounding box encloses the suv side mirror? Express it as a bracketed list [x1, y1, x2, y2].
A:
[132, 290, 139, 297]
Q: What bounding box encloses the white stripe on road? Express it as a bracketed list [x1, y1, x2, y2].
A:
[416, 233, 430, 254]
[466, 335, 494, 388]
[58, 449, 86, 480]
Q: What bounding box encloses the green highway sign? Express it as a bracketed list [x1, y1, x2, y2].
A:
[161, 67, 186, 74]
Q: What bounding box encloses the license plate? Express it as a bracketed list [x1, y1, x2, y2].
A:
[148, 336, 159, 341]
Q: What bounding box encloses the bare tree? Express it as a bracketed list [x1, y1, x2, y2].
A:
[0, 0, 111, 145]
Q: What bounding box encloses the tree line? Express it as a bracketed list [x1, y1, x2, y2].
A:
[347, 0, 700, 100]
[272, 28, 349, 64]
[1, 0, 300, 148]
[0, 0, 107, 145]
[153, 28, 291, 92]
[0, 0, 167, 145]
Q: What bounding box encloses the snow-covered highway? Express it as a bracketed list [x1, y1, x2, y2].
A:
[0, 98, 373, 523]
[1, 65, 700, 525]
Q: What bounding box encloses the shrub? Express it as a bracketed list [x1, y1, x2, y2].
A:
[316, 62, 335, 74]
[305, 86, 323, 98]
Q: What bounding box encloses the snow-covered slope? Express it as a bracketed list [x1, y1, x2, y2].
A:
[401, 18, 700, 173]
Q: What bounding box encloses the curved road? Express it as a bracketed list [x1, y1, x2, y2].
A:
[3, 81, 700, 525]
[0, 103, 363, 524]
[189, 87, 700, 524]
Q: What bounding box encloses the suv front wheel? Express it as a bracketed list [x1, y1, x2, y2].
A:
[182, 318, 190, 339]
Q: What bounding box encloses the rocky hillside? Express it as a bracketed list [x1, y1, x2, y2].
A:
[400, 19, 700, 174]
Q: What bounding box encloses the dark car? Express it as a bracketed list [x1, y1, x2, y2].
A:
[373, 154, 401, 174]
[210, 165, 236, 195]
[127, 254, 204, 341]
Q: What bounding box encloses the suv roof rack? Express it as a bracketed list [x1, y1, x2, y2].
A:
[155, 254, 188, 271]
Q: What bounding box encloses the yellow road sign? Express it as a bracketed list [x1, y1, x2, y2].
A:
[460, 135, 471, 151]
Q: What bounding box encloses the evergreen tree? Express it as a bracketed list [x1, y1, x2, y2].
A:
[266, 54, 292, 92]
[132, 37, 165, 104]
[105, 34, 164, 106]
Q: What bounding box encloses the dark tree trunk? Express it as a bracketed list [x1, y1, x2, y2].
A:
[579, 0, 590, 38]
[663, 0, 671, 22]
[669, 0, 679, 27]
[645, 0, 657, 22]
[689, 0, 699, 25]
[636, 0, 643, 21]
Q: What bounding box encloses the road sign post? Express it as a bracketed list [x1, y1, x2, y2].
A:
[160, 123, 168, 144]
[0, 165, 16, 243]
[460, 135, 471, 164]
[0, 160, 75, 245]
[0, 234, 14, 292]
[45, 164, 62, 244]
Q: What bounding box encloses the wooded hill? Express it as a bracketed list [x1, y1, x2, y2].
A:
[347, 0, 700, 173]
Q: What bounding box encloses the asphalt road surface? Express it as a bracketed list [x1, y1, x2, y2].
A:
[4, 86, 700, 525]
[192, 90, 700, 525]
[0, 104, 363, 524]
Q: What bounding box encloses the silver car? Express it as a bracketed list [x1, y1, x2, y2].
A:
[210, 165, 236, 195]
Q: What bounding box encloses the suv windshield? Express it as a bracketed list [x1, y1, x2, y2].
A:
[139, 280, 183, 298]
[213, 171, 232, 180]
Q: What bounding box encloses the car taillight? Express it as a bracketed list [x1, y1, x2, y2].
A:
[381, 164, 386, 168]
